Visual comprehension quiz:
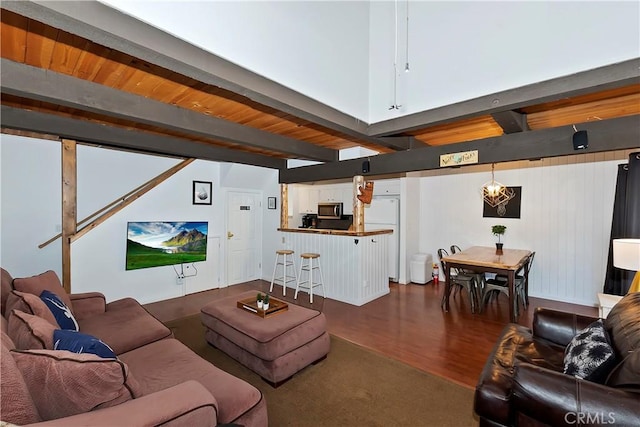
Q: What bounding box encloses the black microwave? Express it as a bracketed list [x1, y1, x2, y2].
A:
[317, 202, 343, 219]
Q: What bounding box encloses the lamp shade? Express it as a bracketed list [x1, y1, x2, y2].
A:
[613, 239, 640, 271]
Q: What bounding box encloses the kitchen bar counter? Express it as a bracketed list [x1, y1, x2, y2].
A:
[278, 227, 393, 236]
[278, 229, 391, 306]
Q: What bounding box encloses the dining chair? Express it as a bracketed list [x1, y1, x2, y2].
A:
[491, 251, 535, 309]
[438, 248, 480, 313]
[450, 244, 486, 298]
[479, 277, 521, 317]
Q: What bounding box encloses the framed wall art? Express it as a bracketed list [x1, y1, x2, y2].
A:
[193, 181, 212, 205]
[267, 197, 277, 210]
[483, 186, 521, 218]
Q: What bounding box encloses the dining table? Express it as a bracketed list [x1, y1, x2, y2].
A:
[441, 246, 533, 323]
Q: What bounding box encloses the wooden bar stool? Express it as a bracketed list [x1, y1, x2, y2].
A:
[295, 253, 325, 303]
[270, 250, 297, 296]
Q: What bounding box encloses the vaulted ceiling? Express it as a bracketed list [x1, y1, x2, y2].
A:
[1, 1, 639, 184]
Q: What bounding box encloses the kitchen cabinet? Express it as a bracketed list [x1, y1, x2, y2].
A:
[297, 186, 319, 214]
[296, 183, 357, 215]
[342, 187, 354, 214]
[319, 187, 342, 202]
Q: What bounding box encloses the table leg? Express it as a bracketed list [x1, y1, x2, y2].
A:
[508, 270, 516, 323]
[442, 264, 451, 312]
[524, 256, 531, 305]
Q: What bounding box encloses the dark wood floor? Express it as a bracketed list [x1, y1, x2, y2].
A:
[144, 280, 598, 389]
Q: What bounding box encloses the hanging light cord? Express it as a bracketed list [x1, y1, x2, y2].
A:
[390, 0, 400, 110]
[405, 0, 410, 72]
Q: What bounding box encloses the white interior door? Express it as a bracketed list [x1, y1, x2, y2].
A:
[226, 191, 261, 285]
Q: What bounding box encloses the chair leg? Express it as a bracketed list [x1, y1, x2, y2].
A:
[294, 259, 303, 300]
[308, 260, 314, 304]
[269, 254, 279, 293]
[317, 259, 325, 299]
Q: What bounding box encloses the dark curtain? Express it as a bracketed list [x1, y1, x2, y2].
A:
[604, 152, 640, 295]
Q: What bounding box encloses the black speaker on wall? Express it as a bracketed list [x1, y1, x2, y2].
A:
[573, 130, 589, 150]
[362, 160, 370, 173]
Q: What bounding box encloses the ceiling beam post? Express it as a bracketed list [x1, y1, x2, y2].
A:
[61, 139, 77, 294]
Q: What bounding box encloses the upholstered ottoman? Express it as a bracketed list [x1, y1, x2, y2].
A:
[201, 290, 330, 387]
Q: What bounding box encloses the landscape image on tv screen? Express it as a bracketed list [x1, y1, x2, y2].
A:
[126, 221, 208, 271]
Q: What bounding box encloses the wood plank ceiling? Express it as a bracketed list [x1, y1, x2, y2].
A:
[1, 4, 639, 183]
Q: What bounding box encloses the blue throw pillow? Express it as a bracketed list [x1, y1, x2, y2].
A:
[53, 329, 116, 359]
[40, 290, 79, 331]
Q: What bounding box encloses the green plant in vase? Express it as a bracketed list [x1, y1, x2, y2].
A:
[263, 294, 270, 310]
[257, 293, 263, 309]
[492, 225, 507, 254]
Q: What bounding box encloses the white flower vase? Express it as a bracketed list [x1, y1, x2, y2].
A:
[257, 301, 263, 309]
[263, 302, 270, 311]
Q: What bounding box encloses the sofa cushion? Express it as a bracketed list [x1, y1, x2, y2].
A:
[7, 310, 55, 350]
[563, 319, 616, 383]
[0, 315, 7, 336]
[606, 350, 640, 390]
[40, 290, 79, 331]
[12, 270, 73, 313]
[78, 298, 172, 354]
[53, 329, 116, 359]
[474, 323, 566, 425]
[1, 268, 13, 317]
[11, 349, 140, 421]
[119, 338, 262, 424]
[604, 292, 640, 356]
[0, 338, 41, 425]
[5, 290, 58, 327]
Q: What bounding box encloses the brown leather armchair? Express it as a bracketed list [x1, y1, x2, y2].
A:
[474, 292, 640, 427]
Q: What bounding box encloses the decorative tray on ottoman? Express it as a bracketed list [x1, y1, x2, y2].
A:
[237, 296, 289, 318]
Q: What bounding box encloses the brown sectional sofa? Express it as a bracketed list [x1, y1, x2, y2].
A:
[474, 292, 640, 427]
[0, 268, 268, 426]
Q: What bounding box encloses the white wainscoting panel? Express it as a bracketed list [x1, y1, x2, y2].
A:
[279, 232, 389, 306]
[417, 152, 633, 306]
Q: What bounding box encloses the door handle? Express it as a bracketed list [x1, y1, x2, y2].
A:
[227, 231, 234, 239]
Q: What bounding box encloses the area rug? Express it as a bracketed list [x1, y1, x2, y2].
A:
[166, 314, 477, 426]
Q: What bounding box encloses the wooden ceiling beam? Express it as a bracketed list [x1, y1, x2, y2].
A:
[279, 115, 640, 183]
[1, 0, 380, 145]
[491, 111, 529, 134]
[376, 136, 429, 150]
[1, 106, 286, 170]
[369, 59, 640, 137]
[1, 59, 337, 162]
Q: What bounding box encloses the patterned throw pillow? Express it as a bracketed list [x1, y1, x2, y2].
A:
[40, 290, 79, 331]
[53, 329, 116, 359]
[563, 319, 616, 382]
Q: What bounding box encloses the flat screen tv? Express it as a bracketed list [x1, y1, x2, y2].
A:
[126, 221, 208, 271]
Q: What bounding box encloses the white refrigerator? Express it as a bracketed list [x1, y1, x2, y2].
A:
[365, 198, 400, 281]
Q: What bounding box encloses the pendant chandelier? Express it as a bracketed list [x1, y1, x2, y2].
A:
[481, 163, 515, 208]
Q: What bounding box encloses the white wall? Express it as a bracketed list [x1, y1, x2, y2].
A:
[417, 151, 634, 306]
[369, 1, 640, 122]
[1, 135, 280, 304]
[101, 0, 371, 118]
[1, 136, 62, 278]
[102, 1, 639, 123]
